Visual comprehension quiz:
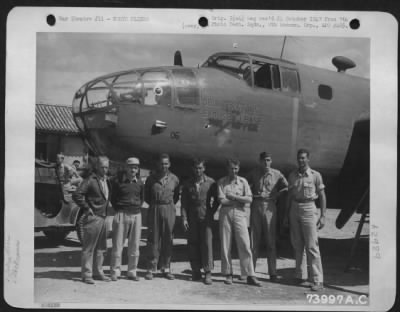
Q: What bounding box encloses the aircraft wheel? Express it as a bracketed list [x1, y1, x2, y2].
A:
[43, 229, 70, 243]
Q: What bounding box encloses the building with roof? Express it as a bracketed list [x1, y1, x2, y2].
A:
[36, 103, 87, 165]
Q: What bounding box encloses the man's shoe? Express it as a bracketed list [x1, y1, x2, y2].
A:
[128, 275, 141, 282]
[224, 275, 233, 285]
[192, 270, 202, 281]
[93, 274, 111, 282]
[238, 275, 246, 281]
[204, 272, 212, 285]
[270, 275, 278, 282]
[82, 278, 95, 284]
[310, 282, 324, 291]
[163, 272, 175, 280]
[144, 271, 153, 280]
[294, 278, 312, 287]
[247, 276, 262, 287]
[110, 274, 118, 281]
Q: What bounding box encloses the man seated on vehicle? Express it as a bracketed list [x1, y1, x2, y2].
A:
[56, 153, 82, 193]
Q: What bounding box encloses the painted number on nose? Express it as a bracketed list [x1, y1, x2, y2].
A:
[170, 131, 180, 140]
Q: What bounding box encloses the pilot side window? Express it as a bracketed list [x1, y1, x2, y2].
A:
[281, 67, 300, 93]
[254, 63, 281, 90]
[141, 71, 172, 106]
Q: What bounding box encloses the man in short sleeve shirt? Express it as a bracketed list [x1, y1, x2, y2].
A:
[218, 158, 261, 287]
[247, 152, 288, 281]
[285, 148, 326, 291]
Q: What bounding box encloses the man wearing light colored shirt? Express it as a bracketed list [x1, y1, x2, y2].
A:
[218, 158, 261, 287]
[247, 152, 288, 281]
[284, 148, 326, 291]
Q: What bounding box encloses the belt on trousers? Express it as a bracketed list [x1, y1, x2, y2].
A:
[253, 196, 276, 202]
[293, 198, 315, 203]
[154, 200, 172, 205]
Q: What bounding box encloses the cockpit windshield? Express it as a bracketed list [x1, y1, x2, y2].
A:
[202, 54, 252, 79]
[72, 69, 173, 117]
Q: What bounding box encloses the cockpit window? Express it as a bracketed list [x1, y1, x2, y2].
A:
[281, 67, 300, 93]
[113, 73, 142, 104]
[202, 55, 251, 78]
[141, 71, 171, 106]
[251, 62, 281, 90]
[72, 86, 86, 114]
[202, 54, 284, 91]
[84, 81, 112, 111]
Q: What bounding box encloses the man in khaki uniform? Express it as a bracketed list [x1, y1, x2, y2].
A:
[247, 152, 288, 281]
[218, 158, 261, 286]
[284, 148, 326, 291]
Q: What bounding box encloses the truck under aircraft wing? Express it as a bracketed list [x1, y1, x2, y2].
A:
[72, 51, 370, 226]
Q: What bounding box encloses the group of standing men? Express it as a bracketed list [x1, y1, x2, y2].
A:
[72, 149, 326, 291]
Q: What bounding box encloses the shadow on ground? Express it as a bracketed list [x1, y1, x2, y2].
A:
[35, 217, 368, 296]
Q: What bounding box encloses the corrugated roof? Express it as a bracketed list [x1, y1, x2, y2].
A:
[36, 104, 79, 134]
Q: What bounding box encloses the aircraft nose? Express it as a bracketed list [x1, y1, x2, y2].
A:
[72, 76, 122, 155]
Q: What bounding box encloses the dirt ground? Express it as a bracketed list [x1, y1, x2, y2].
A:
[34, 208, 369, 308]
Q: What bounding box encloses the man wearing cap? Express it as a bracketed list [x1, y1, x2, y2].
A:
[181, 158, 219, 285]
[73, 156, 112, 284]
[218, 158, 261, 287]
[284, 148, 326, 291]
[110, 157, 144, 281]
[144, 153, 180, 280]
[247, 152, 288, 282]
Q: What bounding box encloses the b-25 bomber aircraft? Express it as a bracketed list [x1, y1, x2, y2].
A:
[72, 51, 369, 227]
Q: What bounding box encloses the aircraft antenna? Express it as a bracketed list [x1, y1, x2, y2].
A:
[280, 36, 287, 60]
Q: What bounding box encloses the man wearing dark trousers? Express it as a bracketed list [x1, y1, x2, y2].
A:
[144, 154, 180, 280]
[181, 158, 219, 285]
[73, 156, 112, 284]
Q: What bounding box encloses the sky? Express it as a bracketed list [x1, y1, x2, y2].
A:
[36, 33, 369, 106]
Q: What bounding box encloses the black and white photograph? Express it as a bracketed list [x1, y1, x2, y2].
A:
[4, 8, 397, 310]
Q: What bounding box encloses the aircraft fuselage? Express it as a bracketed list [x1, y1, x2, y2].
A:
[72, 52, 369, 180]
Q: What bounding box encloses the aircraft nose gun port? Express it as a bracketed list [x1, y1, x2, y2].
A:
[152, 120, 168, 135]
